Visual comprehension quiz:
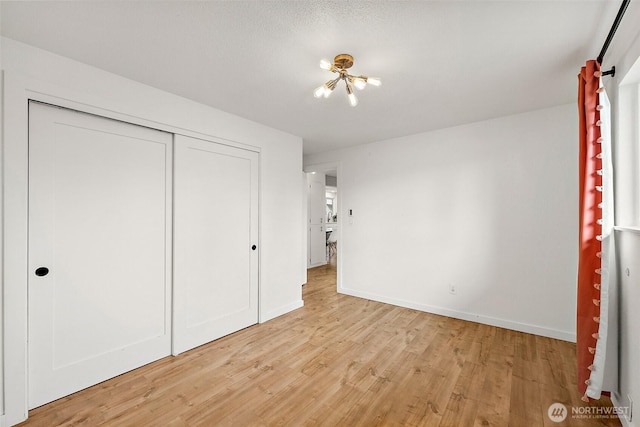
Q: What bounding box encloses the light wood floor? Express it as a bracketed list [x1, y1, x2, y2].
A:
[19, 256, 621, 426]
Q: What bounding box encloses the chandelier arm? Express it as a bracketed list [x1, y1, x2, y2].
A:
[324, 76, 341, 93]
[345, 81, 358, 106]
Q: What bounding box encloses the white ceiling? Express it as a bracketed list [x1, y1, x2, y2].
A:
[1, 1, 638, 155]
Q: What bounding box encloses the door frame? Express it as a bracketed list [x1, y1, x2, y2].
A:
[303, 162, 343, 293]
[1, 72, 261, 426]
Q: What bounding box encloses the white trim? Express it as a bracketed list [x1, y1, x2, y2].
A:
[3, 72, 30, 426]
[338, 287, 576, 342]
[18, 89, 261, 154]
[614, 225, 640, 235]
[260, 300, 303, 323]
[307, 261, 327, 268]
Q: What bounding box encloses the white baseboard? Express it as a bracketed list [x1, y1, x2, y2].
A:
[260, 299, 304, 323]
[307, 261, 327, 269]
[338, 287, 576, 342]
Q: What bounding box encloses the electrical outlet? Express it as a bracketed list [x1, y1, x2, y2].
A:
[628, 394, 633, 422]
[449, 284, 457, 295]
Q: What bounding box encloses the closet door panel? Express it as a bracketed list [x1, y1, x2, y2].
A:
[173, 135, 259, 355]
[28, 102, 172, 409]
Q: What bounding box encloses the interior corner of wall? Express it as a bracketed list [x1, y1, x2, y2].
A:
[0, 69, 5, 418]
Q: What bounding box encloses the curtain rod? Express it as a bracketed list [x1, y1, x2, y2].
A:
[597, 0, 630, 77]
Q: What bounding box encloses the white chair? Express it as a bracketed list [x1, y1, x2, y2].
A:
[327, 229, 338, 257]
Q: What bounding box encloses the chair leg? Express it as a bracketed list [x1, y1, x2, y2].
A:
[328, 241, 337, 257]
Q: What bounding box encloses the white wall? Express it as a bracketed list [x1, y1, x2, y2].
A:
[305, 104, 578, 341]
[0, 21, 5, 423]
[0, 36, 305, 425]
[603, 17, 640, 426]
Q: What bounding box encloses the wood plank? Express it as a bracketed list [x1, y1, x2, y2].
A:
[19, 259, 621, 427]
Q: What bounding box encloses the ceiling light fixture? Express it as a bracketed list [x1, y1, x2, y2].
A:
[313, 54, 381, 107]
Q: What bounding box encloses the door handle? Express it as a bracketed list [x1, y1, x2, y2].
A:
[251, 245, 257, 251]
[35, 267, 49, 277]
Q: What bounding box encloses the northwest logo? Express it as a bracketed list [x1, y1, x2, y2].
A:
[548, 403, 568, 422]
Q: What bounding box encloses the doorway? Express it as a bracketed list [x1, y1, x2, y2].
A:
[325, 173, 338, 268]
[304, 163, 341, 291]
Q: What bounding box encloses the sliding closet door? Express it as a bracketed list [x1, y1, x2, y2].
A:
[28, 102, 173, 409]
[173, 135, 259, 355]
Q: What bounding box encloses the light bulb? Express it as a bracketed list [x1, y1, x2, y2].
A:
[348, 92, 358, 107]
[313, 85, 327, 98]
[320, 59, 333, 70]
[345, 83, 358, 107]
[352, 77, 367, 90]
[367, 77, 381, 87]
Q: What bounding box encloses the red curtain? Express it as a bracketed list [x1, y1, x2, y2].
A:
[577, 60, 603, 399]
